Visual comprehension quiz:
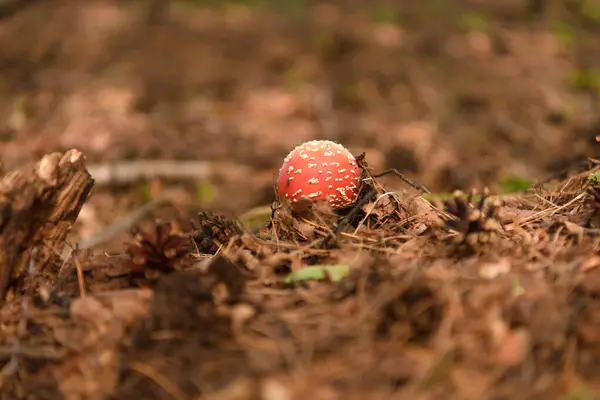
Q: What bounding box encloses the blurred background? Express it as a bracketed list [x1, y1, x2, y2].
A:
[1, 0, 599, 246]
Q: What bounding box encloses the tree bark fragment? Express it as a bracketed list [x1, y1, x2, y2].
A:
[0, 149, 94, 301]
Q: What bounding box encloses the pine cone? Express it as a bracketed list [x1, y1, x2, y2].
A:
[191, 212, 243, 254]
[126, 221, 192, 282]
[442, 188, 504, 250]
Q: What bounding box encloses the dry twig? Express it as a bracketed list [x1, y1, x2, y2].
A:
[87, 160, 253, 186]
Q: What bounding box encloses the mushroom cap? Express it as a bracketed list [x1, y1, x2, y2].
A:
[276, 140, 362, 209]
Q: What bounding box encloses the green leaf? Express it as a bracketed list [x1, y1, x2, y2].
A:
[588, 170, 600, 184]
[372, 5, 397, 25]
[568, 69, 600, 93]
[239, 205, 273, 231]
[422, 192, 460, 201]
[499, 175, 534, 194]
[284, 265, 350, 283]
[580, 0, 600, 23]
[552, 21, 576, 48]
[137, 181, 153, 203]
[458, 12, 489, 33]
[196, 181, 217, 204]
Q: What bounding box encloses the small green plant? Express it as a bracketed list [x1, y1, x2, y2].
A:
[285, 264, 350, 283]
[337, 83, 366, 109]
[196, 181, 217, 204]
[269, 0, 307, 17]
[458, 11, 489, 33]
[372, 5, 398, 25]
[559, 383, 599, 400]
[552, 21, 576, 48]
[311, 26, 335, 59]
[568, 69, 600, 94]
[138, 181, 154, 203]
[239, 205, 273, 231]
[417, 0, 448, 14]
[512, 278, 524, 295]
[579, 0, 600, 23]
[588, 170, 600, 184]
[499, 175, 534, 194]
[423, 192, 466, 201]
[216, 0, 267, 13]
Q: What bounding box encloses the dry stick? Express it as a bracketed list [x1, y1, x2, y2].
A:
[79, 197, 170, 250]
[333, 188, 377, 237]
[372, 168, 431, 194]
[59, 196, 171, 261]
[352, 191, 404, 235]
[72, 246, 87, 297]
[336, 166, 431, 237]
[129, 361, 189, 400]
[66, 159, 252, 255]
[0, 345, 64, 361]
[505, 192, 586, 231]
[87, 160, 252, 186]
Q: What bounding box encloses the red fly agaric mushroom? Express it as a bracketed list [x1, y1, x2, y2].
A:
[276, 140, 362, 209]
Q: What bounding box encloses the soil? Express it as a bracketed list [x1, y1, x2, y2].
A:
[1, 1, 600, 399]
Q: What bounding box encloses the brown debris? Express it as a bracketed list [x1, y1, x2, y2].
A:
[5, 289, 152, 399]
[1, 162, 600, 398]
[114, 258, 249, 399]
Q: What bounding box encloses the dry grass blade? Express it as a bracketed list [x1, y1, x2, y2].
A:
[129, 361, 190, 400]
[72, 250, 87, 297]
[352, 191, 400, 234]
[505, 192, 586, 231]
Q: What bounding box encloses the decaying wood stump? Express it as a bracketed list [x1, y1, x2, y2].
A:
[0, 149, 94, 301]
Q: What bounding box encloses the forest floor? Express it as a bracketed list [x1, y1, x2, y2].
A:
[1, 1, 600, 399]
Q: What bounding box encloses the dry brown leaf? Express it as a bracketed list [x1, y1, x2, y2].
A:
[493, 329, 531, 366]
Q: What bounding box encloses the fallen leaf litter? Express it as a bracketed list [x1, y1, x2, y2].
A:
[1, 147, 600, 399]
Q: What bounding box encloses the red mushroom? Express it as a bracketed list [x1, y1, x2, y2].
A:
[276, 140, 362, 209]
